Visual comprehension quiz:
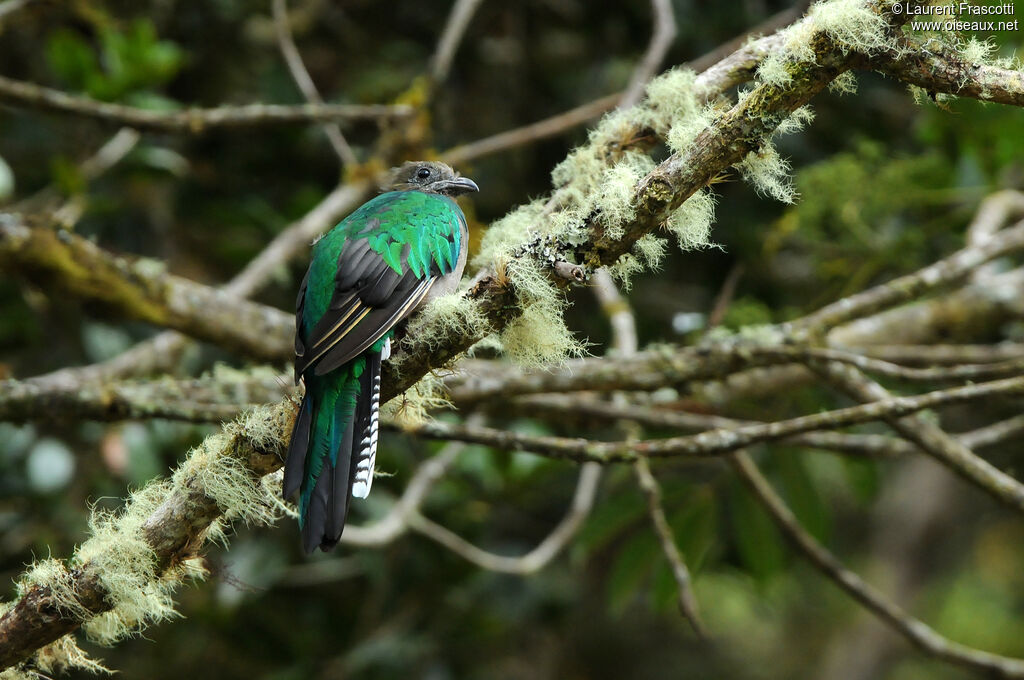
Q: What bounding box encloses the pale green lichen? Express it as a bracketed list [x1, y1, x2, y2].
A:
[633, 233, 668, 270]
[757, 50, 796, 88]
[403, 294, 491, 351]
[382, 372, 451, 427]
[828, 71, 859, 95]
[736, 143, 797, 204]
[667, 188, 718, 250]
[608, 253, 644, 290]
[638, 67, 703, 136]
[808, 0, 891, 54]
[776, 105, 816, 136]
[76, 481, 190, 645]
[16, 558, 88, 620]
[500, 300, 587, 367]
[474, 199, 548, 268]
[498, 256, 586, 368]
[961, 36, 996, 65]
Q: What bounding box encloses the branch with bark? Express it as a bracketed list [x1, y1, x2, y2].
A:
[0, 74, 411, 132]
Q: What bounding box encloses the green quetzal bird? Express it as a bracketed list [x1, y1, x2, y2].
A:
[284, 161, 478, 553]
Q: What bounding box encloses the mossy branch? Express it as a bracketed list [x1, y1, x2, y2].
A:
[0, 369, 291, 423]
[0, 217, 294, 363]
[866, 37, 1024, 108]
[0, 402, 293, 671]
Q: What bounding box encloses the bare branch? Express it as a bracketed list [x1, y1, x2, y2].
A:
[412, 375, 1024, 463]
[341, 436, 469, 547]
[0, 74, 411, 132]
[271, 0, 358, 167]
[430, 0, 485, 83]
[406, 463, 601, 575]
[633, 457, 707, 638]
[730, 451, 1024, 678]
[811, 360, 1024, 513]
[619, 0, 678, 108]
[792, 219, 1024, 337]
[439, 94, 619, 166]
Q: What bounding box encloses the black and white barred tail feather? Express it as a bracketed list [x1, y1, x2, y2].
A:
[353, 337, 388, 498]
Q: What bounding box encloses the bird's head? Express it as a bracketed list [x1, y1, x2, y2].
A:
[385, 161, 479, 197]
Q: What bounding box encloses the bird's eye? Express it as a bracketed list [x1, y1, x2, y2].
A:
[416, 167, 432, 180]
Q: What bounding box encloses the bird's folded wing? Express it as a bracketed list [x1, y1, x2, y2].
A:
[295, 238, 440, 377]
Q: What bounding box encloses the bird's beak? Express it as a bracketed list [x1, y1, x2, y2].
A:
[441, 176, 480, 196]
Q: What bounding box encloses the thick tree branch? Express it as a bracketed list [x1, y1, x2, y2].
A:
[0, 401, 293, 670]
[867, 37, 1024, 108]
[0, 218, 293, 363]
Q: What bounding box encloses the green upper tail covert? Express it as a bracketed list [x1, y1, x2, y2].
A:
[284, 161, 478, 553]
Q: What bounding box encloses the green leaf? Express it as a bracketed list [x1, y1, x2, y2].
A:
[45, 29, 100, 92]
[606, 529, 659, 615]
[776, 449, 831, 543]
[576, 485, 646, 559]
[728, 477, 785, 582]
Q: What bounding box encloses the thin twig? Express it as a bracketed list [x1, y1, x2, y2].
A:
[0, 74, 410, 132]
[341, 435, 471, 547]
[430, 0, 485, 83]
[810, 360, 1024, 514]
[619, 0, 677, 108]
[271, 0, 358, 167]
[407, 463, 601, 575]
[633, 457, 708, 638]
[852, 342, 1024, 366]
[793, 218, 1024, 336]
[440, 94, 619, 165]
[593, 266, 706, 635]
[411, 375, 1024, 463]
[730, 450, 1024, 678]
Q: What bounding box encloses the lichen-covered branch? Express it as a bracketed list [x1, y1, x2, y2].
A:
[0, 370, 290, 423]
[406, 374, 1024, 463]
[0, 217, 293, 363]
[0, 402, 293, 671]
[867, 37, 1024, 108]
[0, 74, 411, 132]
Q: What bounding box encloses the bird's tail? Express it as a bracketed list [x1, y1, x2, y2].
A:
[283, 336, 389, 553]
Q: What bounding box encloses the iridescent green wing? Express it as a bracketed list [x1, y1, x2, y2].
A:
[294, 191, 465, 377]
